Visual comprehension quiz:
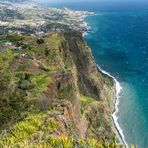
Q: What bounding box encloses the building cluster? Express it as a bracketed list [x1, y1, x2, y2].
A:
[0, 1, 94, 35]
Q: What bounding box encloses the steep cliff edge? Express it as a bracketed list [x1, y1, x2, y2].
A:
[0, 31, 118, 147]
[63, 31, 117, 141]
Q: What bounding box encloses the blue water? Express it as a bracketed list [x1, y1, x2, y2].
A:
[44, 1, 148, 147]
[85, 11, 148, 147]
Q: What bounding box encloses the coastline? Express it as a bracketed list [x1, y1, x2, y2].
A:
[79, 13, 95, 36]
[82, 13, 127, 146]
[3, 2, 127, 145]
[97, 65, 127, 147]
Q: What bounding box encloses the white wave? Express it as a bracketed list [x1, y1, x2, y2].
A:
[83, 32, 88, 37]
[97, 65, 128, 148]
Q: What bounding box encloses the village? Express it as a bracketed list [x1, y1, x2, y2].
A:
[0, 1, 94, 35]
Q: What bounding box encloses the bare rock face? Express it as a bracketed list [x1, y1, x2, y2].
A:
[63, 31, 101, 99]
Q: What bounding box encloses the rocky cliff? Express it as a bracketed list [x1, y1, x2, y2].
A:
[0, 31, 118, 147]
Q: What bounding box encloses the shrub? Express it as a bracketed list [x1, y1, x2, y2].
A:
[16, 41, 23, 47]
[22, 44, 28, 49]
[45, 49, 49, 56]
[24, 73, 31, 80]
[36, 38, 44, 44]
[4, 35, 23, 43]
[18, 80, 33, 90]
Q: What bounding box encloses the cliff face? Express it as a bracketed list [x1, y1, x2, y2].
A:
[0, 31, 117, 146]
[62, 31, 116, 141]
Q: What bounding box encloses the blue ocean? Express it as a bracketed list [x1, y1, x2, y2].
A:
[43, 1, 148, 147]
[85, 11, 148, 148]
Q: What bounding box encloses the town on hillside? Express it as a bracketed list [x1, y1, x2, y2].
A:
[0, 1, 94, 36]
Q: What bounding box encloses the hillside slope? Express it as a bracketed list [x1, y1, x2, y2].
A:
[0, 31, 118, 147]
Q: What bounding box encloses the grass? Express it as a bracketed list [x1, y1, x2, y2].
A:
[2, 34, 23, 43]
[0, 110, 61, 148]
[32, 47, 46, 58]
[80, 95, 95, 106]
[0, 133, 124, 148]
[17, 64, 26, 72]
[32, 73, 52, 93]
[0, 113, 43, 147]
[80, 95, 97, 115]
[51, 33, 62, 42]
[45, 33, 63, 49]
[0, 40, 7, 45]
[0, 48, 18, 69]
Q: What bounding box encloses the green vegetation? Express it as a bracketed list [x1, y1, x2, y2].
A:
[0, 32, 122, 147]
[0, 48, 18, 69]
[32, 73, 52, 92]
[0, 111, 122, 148]
[0, 35, 51, 128]
[80, 95, 95, 114]
[36, 38, 44, 44]
[50, 33, 62, 42]
[1, 34, 23, 43]
[80, 95, 95, 107]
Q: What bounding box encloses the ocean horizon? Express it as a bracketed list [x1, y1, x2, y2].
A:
[43, 1, 148, 147]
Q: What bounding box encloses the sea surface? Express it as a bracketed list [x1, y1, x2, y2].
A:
[43, 1, 148, 147]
